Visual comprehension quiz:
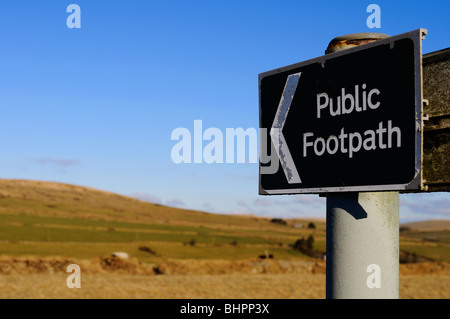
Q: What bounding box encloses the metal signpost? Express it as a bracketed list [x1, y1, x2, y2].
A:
[259, 29, 425, 195]
[258, 29, 433, 299]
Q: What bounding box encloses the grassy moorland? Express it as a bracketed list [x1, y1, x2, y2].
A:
[0, 179, 327, 263]
[0, 179, 448, 299]
[0, 179, 449, 262]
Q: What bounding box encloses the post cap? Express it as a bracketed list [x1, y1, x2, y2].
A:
[325, 32, 391, 54]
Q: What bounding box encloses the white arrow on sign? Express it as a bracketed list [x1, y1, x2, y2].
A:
[270, 72, 302, 184]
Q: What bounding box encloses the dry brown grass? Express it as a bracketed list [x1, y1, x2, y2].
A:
[401, 220, 450, 231]
[0, 273, 327, 299]
[0, 256, 448, 299]
[1, 272, 448, 299]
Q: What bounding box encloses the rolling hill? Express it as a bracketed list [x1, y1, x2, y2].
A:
[0, 179, 448, 264]
[401, 220, 450, 231]
[0, 179, 326, 262]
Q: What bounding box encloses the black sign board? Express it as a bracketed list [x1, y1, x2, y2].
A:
[259, 29, 426, 195]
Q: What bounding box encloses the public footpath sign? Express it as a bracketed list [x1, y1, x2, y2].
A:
[259, 29, 427, 195]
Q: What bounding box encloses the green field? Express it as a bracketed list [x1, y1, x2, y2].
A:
[0, 179, 448, 263]
[0, 180, 327, 263]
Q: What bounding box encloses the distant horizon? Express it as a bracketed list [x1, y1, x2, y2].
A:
[2, 177, 448, 225]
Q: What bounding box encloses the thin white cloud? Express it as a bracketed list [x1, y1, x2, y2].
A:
[293, 195, 325, 205]
[130, 193, 163, 205]
[400, 196, 450, 217]
[202, 202, 216, 212]
[237, 201, 249, 207]
[223, 209, 252, 216]
[31, 157, 82, 167]
[253, 197, 273, 207]
[166, 199, 186, 207]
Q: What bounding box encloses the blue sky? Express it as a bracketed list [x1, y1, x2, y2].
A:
[0, 0, 449, 223]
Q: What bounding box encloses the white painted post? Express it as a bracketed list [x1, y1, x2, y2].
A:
[326, 192, 399, 298]
[325, 33, 400, 299]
